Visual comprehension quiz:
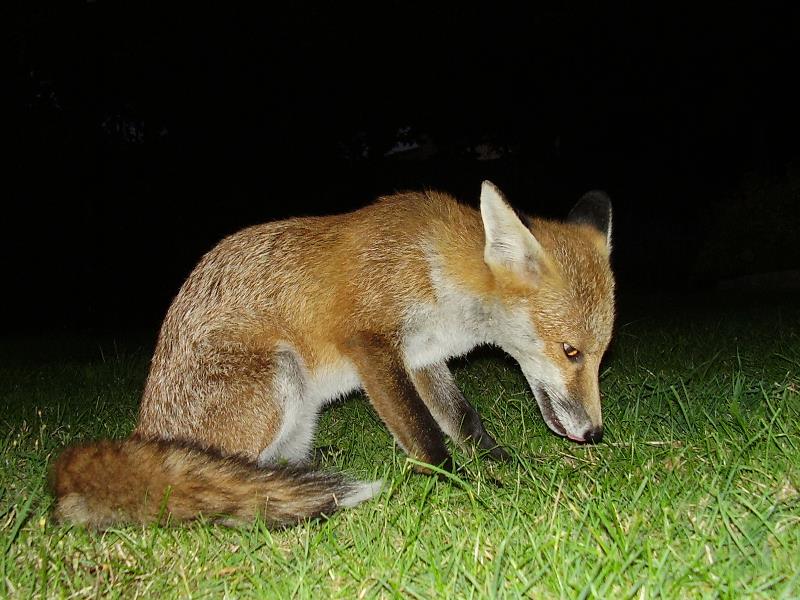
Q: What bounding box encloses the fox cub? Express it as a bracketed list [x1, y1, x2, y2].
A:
[51, 181, 614, 528]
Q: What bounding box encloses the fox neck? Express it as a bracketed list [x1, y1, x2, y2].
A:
[436, 262, 534, 352]
[401, 235, 537, 370]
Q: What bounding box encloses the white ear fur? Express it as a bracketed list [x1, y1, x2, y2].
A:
[480, 181, 546, 279]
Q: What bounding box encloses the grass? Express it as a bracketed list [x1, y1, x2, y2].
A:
[1, 292, 799, 598]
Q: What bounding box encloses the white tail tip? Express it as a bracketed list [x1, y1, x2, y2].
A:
[339, 479, 383, 508]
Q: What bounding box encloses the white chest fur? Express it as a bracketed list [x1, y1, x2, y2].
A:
[401, 300, 483, 369]
[400, 252, 494, 373]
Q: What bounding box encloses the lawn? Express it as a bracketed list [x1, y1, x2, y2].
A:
[1, 292, 798, 598]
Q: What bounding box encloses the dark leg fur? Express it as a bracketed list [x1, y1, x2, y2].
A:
[411, 363, 510, 461]
[344, 333, 452, 473]
[459, 406, 511, 461]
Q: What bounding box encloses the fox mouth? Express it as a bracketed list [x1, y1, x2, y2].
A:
[533, 386, 587, 442]
[533, 386, 567, 437]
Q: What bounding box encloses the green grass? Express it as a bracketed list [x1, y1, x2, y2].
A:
[2, 293, 799, 598]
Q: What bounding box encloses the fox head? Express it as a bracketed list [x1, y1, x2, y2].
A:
[480, 181, 615, 443]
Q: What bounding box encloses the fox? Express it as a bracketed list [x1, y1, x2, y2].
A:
[51, 180, 614, 529]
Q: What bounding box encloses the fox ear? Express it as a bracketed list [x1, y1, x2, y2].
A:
[567, 191, 613, 249]
[480, 181, 549, 282]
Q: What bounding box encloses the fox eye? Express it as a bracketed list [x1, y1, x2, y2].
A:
[562, 343, 580, 360]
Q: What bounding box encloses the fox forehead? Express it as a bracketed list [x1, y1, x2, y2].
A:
[527, 220, 615, 353]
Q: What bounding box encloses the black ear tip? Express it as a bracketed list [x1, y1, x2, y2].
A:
[576, 190, 612, 212]
[567, 190, 612, 235]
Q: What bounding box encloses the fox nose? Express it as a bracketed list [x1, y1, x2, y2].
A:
[583, 426, 603, 444]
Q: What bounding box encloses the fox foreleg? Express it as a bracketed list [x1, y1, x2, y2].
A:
[344, 332, 453, 473]
[411, 362, 510, 461]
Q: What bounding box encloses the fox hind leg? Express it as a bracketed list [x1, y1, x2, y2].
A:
[256, 349, 319, 467]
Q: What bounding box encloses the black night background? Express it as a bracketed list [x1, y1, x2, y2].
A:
[8, 3, 800, 333]
[5, 5, 800, 594]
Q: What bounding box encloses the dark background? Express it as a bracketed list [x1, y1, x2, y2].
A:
[8, 3, 800, 333]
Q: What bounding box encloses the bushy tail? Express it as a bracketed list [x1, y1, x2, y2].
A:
[49, 438, 382, 529]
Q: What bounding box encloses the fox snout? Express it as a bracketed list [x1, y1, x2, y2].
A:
[532, 385, 604, 444]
